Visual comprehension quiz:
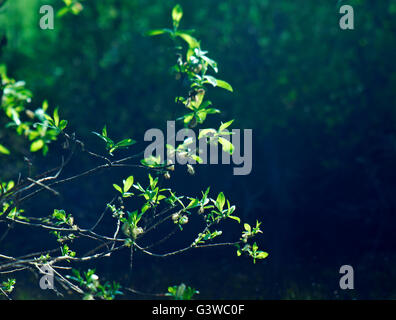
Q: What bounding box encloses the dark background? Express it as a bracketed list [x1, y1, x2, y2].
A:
[1, 0, 396, 299]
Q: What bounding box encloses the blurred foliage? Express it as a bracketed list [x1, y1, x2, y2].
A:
[0, 0, 395, 135]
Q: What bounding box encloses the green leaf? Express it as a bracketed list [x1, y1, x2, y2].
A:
[0, 144, 10, 155]
[53, 108, 60, 127]
[215, 192, 225, 211]
[92, 131, 113, 145]
[215, 79, 233, 92]
[219, 120, 234, 132]
[115, 138, 136, 148]
[256, 251, 269, 259]
[123, 176, 134, 193]
[206, 108, 220, 114]
[59, 120, 68, 131]
[244, 223, 251, 232]
[6, 181, 15, 191]
[113, 184, 123, 194]
[192, 90, 205, 109]
[102, 125, 108, 137]
[218, 137, 234, 154]
[183, 113, 194, 124]
[145, 28, 173, 36]
[195, 110, 207, 123]
[200, 56, 218, 73]
[204, 76, 232, 92]
[191, 154, 203, 164]
[52, 209, 66, 222]
[186, 198, 199, 209]
[30, 139, 44, 152]
[42, 100, 49, 111]
[228, 215, 240, 223]
[204, 75, 217, 87]
[141, 155, 162, 168]
[175, 32, 200, 49]
[57, 7, 70, 17]
[198, 128, 217, 140]
[172, 4, 183, 25]
[141, 202, 151, 213]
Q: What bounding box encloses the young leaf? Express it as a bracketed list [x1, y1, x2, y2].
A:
[53, 108, 60, 127]
[30, 140, 44, 152]
[123, 176, 134, 193]
[218, 137, 234, 154]
[215, 192, 225, 211]
[228, 215, 240, 223]
[92, 131, 113, 144]
[172, 4, 183, 26]
[102, 125, 108, 137]
[256, 251, 269, 259]
[42, 100, 49, 111]
[204, 75, 217, 87]
[198, 128, 217, 140]
[115, 138, 136, 148]
[59, 120, 68, 131]
[219, 120, 234, 132]
[145, 28, 173, 36]
[113, 184, 123, 194]
[175, 32, 200, 49]
[215, 79, 233, 92]
[0, 144, 10, 155]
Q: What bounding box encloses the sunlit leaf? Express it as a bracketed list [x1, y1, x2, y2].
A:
[113, 184, 123, 194]
[146, 28, 173, 36]
[175, 32, 200, 49]
[215, 79, 233, 92]
[218, 137, 234, 154]
[172, 4, 183, 26]
[216, 192, 225, 211]
[0, 144, 10, 155]
[123, 176, 134, 193]
[219, 120, 234, 131]
[115, 138, 136, 148]
[30, 139, 44, 152]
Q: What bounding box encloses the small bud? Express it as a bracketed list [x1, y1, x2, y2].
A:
[193, 64, 202, 73]
[198, 207, 205, 214]
[179, 215, 189, 225]
[172, 212, 180, 222]
[25, 110, 35, 119]
[132, 227, 144, 239]
[167, 159, 175, 171]
[68, 217, 74, 226]
[241, 234, 248, 243]
[187, 164, 195, 175]
[164, 172, 171, 179]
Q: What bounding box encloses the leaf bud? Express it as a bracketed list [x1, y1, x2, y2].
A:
[187, 164, 195, 175]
